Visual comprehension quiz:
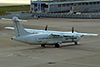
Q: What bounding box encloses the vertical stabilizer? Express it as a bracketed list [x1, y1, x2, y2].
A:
[12, 17, 29, 37]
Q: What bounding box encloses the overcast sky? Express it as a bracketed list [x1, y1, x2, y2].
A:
[0, 0, 30, 4]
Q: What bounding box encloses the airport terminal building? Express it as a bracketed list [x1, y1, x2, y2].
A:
[30, 0, 100, 13]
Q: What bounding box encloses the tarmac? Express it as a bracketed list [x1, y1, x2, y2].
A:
[0, 3, 100, 67]
[0, 16, 100, 67]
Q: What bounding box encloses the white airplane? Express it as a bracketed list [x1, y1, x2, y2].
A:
[5, 17, 98, 48]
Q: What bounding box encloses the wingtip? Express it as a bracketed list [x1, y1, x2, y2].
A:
[95, 34, 98, 36]
[5, 27, 14, 30]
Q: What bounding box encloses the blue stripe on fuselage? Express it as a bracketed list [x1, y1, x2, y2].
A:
[65, 37, 77, 40]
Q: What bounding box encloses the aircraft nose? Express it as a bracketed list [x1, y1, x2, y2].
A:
[11, 37, 16, 40]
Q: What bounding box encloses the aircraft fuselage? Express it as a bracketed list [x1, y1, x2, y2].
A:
[12, 33, 81, 45]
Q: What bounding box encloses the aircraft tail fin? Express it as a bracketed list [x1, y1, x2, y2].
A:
[12, 17, 30, 37]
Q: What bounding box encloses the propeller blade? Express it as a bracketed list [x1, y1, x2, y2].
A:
[72, 27, 74, 33]
[72, 27, 74, 42]
[45, 25, 48, 31]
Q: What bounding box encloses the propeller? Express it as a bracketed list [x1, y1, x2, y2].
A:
[72, 27, 74, 42]
[72, 27, 74, 33]
[45, 25, 48, 31]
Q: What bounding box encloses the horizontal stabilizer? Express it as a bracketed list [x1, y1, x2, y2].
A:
[5, 27, 14, 30]
[1, 18, 28, 22]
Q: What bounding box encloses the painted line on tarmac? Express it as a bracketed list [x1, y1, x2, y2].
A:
[0, 52, 15, 56]
[60, 61, 100, 67]
[32, 57, 40, 59]
[56, 54, 63, 56]
[0, 52, 41, 60]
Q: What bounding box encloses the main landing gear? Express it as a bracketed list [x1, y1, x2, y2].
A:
[74, 42, 78, 45]
[41, 44, 45, 47]
[41, 44, 60, 48]
[41, 43, 60, 48]
[55, 43, 60, 48]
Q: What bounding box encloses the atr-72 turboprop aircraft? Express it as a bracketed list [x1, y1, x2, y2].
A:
[5, 17, 98, 48]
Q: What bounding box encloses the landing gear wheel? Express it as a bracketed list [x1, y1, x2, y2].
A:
[55, 44, 60, 48]
[41, 44, 45, 47]
[74, 42, 78, 45]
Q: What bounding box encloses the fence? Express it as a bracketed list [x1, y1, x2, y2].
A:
[32, 13, 100, 19]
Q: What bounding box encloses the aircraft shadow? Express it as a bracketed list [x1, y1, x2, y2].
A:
[18, 44, 81, 51]
[61, 44, 81, 48]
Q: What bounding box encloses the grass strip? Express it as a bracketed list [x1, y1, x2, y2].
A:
[0, 5, 30, 15]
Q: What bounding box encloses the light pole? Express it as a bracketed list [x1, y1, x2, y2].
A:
[39, 0, 41, 12]
[37, 0, 41, 12]
[37, 0, 39, 12]
[22, 5, 25, 13]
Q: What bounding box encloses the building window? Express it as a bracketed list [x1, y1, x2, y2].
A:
[97, 2, 100, 4]
[70, 3, 74, 6]
[78, 3, 81, 5]
[86, 3, 88, 5]
[93, 2, 96, 4]
[62, 4, 66, 7]
[60, 0, 66, 2]
[82, 3, 85, 5]
[66, 4, 69, 6]
[90, 2, 92, 5]
[58, 4, 61, 7]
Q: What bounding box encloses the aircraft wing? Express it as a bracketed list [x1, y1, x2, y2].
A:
[5, 27, 74, 34]
[77, 33, 98, 36]
[51, 32, 98, 37]
[51, 33, 74, 37]
[5, 27, 98, 37]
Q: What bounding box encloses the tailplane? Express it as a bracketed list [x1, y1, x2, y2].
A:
[12, 17, 30, 37]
